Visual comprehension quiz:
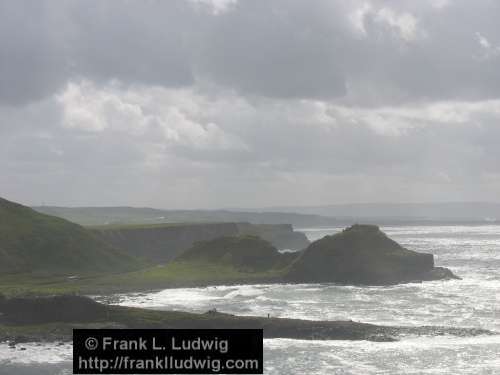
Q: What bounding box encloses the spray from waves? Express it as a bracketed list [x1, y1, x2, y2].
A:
[2, 225, 499, 374]
[222, 285, 266, 299]
[263, 335, 500, 375]
[0, 343, 72, 364]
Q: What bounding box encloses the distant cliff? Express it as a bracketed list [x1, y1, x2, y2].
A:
[32, 205, 336, 227]
[236, 223, 309, 250]
[91, 222, 309, 264]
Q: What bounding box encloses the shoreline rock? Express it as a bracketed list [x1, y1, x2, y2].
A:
[286, 224, 459, 285]
[0, 296, 493, 344]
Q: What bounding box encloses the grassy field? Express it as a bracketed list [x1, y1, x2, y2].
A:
[87, 222, 225, 230]
[0, 260, 286, 297]
[0, 231, 293, 297]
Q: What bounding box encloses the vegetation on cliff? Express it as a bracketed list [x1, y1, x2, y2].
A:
[90, 222, 309, 264]
[33, 205, 334, 227]
[0, 197, 141, 276]
[236, 223, 309, 251]
[287, 224, 458, 285]
[0, 199, 457, 296]
[90, 222, 241, 263]
[176, 235, 299, 272]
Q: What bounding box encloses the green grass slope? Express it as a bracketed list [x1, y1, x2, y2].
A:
[0, 236, 296, 296]
[0, 197, 141, 276]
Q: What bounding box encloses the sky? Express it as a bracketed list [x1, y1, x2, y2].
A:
[1, 0, 500, 208]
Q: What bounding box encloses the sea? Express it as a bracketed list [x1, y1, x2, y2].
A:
[1, 225, 499, 374]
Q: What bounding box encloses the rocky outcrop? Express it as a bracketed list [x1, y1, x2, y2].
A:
[92, 222, 309, 264]
[0, 294, 107, 324]
[176, 236, 299, 272]
[286, 224, 459, 285]
[92, 223, 239, 263]
[236, 223, 309, 250]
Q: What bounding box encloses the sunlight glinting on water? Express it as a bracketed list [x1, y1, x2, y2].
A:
[2, 225, 500, 374]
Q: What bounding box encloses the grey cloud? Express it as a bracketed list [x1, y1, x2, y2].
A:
[193, 0, 347, 99]
[68, 1, 193, 88]
[2, 95, 500, 206]
[2, 0, 500, 207]
[2, 0, 500, 104]
[0, 1, 69, 105]
[0, 0, 194, 106]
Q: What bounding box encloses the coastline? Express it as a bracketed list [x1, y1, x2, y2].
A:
[0, 297, 494, 344]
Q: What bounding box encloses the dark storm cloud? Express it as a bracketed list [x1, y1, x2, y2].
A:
[0, 0, 194, 105]
[68, 1, 194, 88]
[2, 0, 500, 105]
[193, 0, 348, 99]
[0, 1, 69, 105]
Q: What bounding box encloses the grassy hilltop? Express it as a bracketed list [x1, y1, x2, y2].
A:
[177, 235, 300, 272]
[0, 197, 141, 276]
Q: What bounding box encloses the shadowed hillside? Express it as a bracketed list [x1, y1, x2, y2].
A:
[0, 197, 141, 275]
[236, 223, 309, 250]
[90, 222, 309, 264]
[176, 236, 299, 272]
[91, 222, 241, 264]
[0, 213, 458, 296]
[287, 224, 458, 285]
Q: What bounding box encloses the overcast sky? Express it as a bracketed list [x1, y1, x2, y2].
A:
[1, 0, 500, 208]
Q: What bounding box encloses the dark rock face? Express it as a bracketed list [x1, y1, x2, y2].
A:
[93, 223, 309, 264]
[420, 266, 459, 281]
[286, 224, 458, 285]
[236, 223, 309, 251]
[0, 295, 107, 324]
[0, 295, 492, 343]
[92, 223, 240, 264]
[176, 236, 299, 272]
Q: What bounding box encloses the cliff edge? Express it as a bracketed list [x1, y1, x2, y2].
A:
[286, 224, 458, 285]
[176, 235, 298, 272]
[92, 222, 309, 264]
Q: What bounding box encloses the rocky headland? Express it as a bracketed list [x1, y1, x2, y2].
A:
[286, 224, 459, 285]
